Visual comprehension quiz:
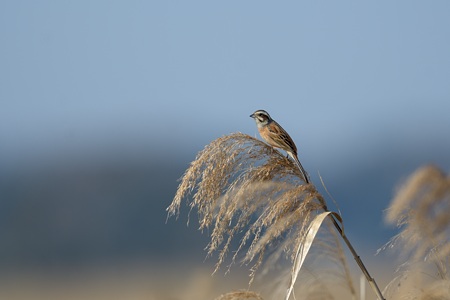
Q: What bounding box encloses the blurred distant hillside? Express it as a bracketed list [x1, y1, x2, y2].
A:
[1, 140, 448, 272]
[0, 155, 208, 270]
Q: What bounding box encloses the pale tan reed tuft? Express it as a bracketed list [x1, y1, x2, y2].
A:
[167, 133, 325, 275]
[167, 133, 358, 294]
[382, 165, 450, 299]
[167, 132, 387, 299]
[214, 290, 264, 300]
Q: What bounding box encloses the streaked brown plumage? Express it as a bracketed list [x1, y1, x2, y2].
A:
[250, 109, 310, 183]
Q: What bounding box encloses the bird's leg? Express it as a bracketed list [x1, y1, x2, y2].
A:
[285, 151, 290, 160]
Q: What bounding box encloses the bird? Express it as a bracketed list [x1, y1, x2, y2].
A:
[250, 109, 310, 184]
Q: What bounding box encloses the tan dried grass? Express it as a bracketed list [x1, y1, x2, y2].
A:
[167, 132, 383, 300]
[382, 165, 450, 299]
[167, 133, 325, 277]
[214, 290, 264, 300]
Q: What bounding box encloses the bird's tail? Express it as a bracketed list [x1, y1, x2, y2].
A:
[288, 152, 310, 184]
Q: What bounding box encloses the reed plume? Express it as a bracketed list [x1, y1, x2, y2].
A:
[167, 132, 384, 299]
[214, 290, 264, 300]
[381, 165, 450, 299]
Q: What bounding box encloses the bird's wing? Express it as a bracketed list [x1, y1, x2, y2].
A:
[267, 121, 298, 154]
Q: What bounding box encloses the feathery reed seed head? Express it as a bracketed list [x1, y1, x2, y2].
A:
[168, 133, 335, 280]
[214, 290, 264, 300]
[383, 165, 450, 299]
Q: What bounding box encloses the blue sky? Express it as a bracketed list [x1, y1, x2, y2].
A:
[2, 1, 450, 169]
[1, 1, 450, 256]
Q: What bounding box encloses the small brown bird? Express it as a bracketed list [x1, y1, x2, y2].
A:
[250, 109, 310, 183]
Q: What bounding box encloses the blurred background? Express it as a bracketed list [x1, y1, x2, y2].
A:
[1, 1, 450, 299]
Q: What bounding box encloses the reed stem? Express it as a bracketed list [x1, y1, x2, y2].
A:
[329, 215, 386, 300]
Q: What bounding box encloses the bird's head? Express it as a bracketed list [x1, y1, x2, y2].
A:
[250, 109, 272, 127]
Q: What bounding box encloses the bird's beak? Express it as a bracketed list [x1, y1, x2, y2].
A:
[250, 113, 255, 118]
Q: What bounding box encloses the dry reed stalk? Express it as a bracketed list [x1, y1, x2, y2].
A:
[381, 165, 450, 299]
[167, 132, 384, 300]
